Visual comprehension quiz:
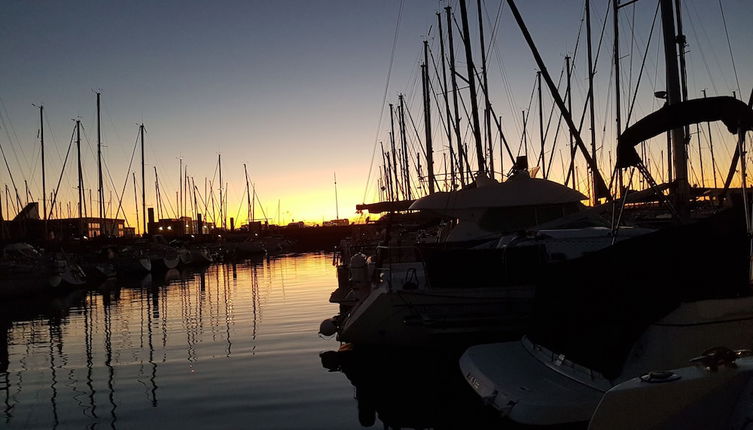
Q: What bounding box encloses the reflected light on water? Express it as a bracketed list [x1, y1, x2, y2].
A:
[0, 253, 355, 429]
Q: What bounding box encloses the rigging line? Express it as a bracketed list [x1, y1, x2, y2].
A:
[516, 75, 538, 158]
[48, 124, 77, 220]
[234, 183, 247, 224]
[684, 1, 720, 95]
[403, 103, 426, 160]
[625, 1, 659, 127]
[542, 63, 566, 148]
[0, 108, 27, 188]
[717, 0, 741, 97]
[111, 129, 141, 225]
[626, 2, 636, 106]
[44, 111, 74, 194]
[155, 168, 177, 218]
[252, 187, 268, 221]
[0, 96, 29, 181]
[0, 139, 21, 208]
[427, 46, 454, 145]
[564, 1, 611, 185]
[80, 124, 123, 220]
[484, 0, 504, 54]
[362, 0, 404, 204]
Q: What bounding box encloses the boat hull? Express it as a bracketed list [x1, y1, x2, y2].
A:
[338, 285, 534, 346]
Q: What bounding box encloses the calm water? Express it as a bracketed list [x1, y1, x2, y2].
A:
[0, 253, 504, 429]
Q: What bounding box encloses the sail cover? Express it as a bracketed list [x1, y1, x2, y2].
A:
[617, 96, 753, 168]
[410, 176, 587, 212]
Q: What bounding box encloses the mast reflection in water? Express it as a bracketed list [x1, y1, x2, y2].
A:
[0, 254, 360, 429]
[0, 253, 506, 429]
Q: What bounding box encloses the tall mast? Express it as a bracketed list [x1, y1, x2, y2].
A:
[218, 154, 223, 229]
[458, 0, 485, 175]
[192, 177, 198, 230]
[334, 172, 339, 219]
[133, 172, 139, 235]
[178, 157, 182, 219]
[437, 12, 456, 190]
[39, 105, 47, 236]
[398, 94, 410, 200]
[660, 0, 689, 217]
[537, 71, 546, 178]
[389, 104, 400, 200]
[522, 110, 528, 160]
[76, 119, 83, 219]
[244, 163, 252, 225]
[140, 124, 146, 235]
[422, 40, 435, 194]
[613, 0, 623, 195]
[566, 55, 575, 188]
[446, 6, 466, 186]
[380, 142, 392, 200]
[96, 92, 104, 236]
[506, 0, 609, 198]
[585, 0, 598, 205]
[477, 0, 493, 178]
[154, 167, 160, 219]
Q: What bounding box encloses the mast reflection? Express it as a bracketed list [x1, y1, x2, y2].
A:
[320, 346, 506, 429]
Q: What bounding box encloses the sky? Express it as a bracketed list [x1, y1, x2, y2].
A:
[1, 0, 752, 231]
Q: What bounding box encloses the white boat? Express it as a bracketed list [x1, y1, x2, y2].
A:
[589, 347, 753, 430]
[461, 291, 753, 425]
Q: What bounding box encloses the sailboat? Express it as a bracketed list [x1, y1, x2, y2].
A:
[459, 0, 753, 425]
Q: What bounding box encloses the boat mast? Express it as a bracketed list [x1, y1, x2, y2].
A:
[97, 92, 104, 236]
[458, 0, 485, 175]
[537, 71, 545, 178]
[585, 0, 598, 205]
[334, 172, 339, 219]
[76, 120, 84, 234]
[178, 157, 182, 219]
[613, 0, 623, 195]
[39, 105, 47, 237]
[244, 163, 252, 225]
[218, 154, 223, 229]
[398, 94, 410, 200]
[140, 123, 146, 235]
[437, 12, 456, 190]
[154, 166, 160, 219]
[660, 0, 689, 218]
[506, 0, 609, 199]
[132, 172, 139, 234]
[446, 6, 466, 187]
[389, 104, 400, 200]
[566, 55, 575, 188]
[477, 0, 493, 179]
[76, 120, 83, 236]
[422, 40, 435, 194]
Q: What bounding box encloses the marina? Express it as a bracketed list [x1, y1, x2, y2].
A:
[3, 0, 753, 428]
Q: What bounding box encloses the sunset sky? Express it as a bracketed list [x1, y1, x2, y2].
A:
[2, 0, 752, 231]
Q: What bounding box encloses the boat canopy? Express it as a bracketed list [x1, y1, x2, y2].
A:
[617, 96, 753, 168]
[409, 175, 587, 212]
[355, 199, 415, 213]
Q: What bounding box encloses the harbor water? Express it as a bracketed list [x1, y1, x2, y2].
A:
[0, 253, 504, 429]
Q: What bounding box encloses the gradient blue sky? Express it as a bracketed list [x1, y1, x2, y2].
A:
[1, 1, 752, 228]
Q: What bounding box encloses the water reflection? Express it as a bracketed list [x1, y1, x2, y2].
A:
[320, 346, 507, 429]
[0, 254, 506, 429]
[0, 254, 354, 429]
